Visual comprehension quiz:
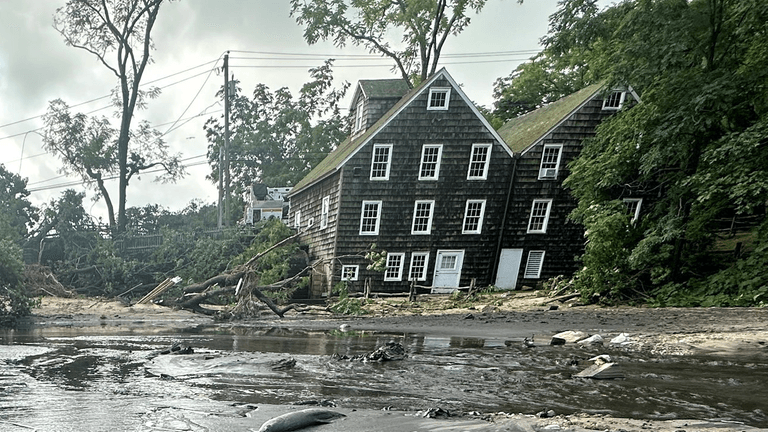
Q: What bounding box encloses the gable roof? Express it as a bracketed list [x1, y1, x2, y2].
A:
[497, 83, 604, 154]
[289, 68, 510, 197]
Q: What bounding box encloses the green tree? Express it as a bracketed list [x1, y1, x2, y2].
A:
[52, 0, 177, 233]
[492, 0, 627, 121]
[559, 0, 768, 303]
[204, 61, 349, 195]
[42, 100, 183, 231]
[291, 0, 510, 87]
[0, 164, 38, 242]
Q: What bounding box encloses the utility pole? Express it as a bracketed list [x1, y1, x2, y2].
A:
[223, 52, 231, 226]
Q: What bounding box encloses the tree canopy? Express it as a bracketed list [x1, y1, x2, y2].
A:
[533, 0, 768, 305]
[0, 164, 37, 242]
[204, 61, 349, 195]
[290, 0, 508, 87]
[52, 0, 176, 233]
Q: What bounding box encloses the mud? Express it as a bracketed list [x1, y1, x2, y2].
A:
[1, 293, 767, 432]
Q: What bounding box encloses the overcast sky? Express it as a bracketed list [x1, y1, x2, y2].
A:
[0, 0, 565, 224]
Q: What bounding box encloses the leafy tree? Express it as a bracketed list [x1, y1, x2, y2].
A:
[0, 164, 37, 242]
[491, 0, 628, 121]
[41, 100, 183, 231]
[290, 0, 511, 87]
[52, 0, 178, 233]
[204, 61, 349, 195]
[558, 0, 768, 303]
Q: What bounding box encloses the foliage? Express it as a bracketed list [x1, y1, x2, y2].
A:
[231, 220, 301, 285]
[329, 281, 367, 315]
[557, 0, 768, 304]
[205, 61, 349, 194]
[290, 0, 508, 86]
[491, 0, 621, 121]
[52, 0, 174, 233]
[0, 164, 38, 242]
[0, 239, 39, 325]
[364, 243, 387, 272]
[42, 100, 184, 231]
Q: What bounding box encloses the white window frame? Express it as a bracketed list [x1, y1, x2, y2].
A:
[467, 143, 492, 180]
[623, 198, 643, 223]
[294, 210, 302, 229]
[527, 199, 553, 233]
[538, 144, 563, 180]
[408, 252, 430, 282]
[602, 91, 626, 110]
[359, 200, 382, 235]
[427, 87, 451, 110]
[411, 200, 435, 235]
[354, 100, 364, 132]
[523, 250, 545, 279]
[384, 253, 405, 281]
[320, 196, 330, 229]
[418, 144, 443, 180]
[370, 144, 392, 180]
[462, 199, 486, 234]
[341, 265, 359, 282]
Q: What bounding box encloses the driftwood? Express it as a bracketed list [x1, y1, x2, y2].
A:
[544, 292, 581, 304]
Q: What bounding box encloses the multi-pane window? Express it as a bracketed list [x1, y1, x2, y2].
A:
[523, 250, 545, 279]
[354, 100, 364, 131]
[527, 199, 552, 233]
[539, 145, 562, 179]
[370, 144, 392, 180]
[411, 200, 435, 234]
[427, 88, 450, 110]
[359, 201, 382, 235]
[462, 200, 486, 234]
[467, 144, 492, 180]
[602, 91, 626, 110]
[384, 253, 405, 281]
[341, 265, 359, 281]
[440, 254, 457, 270]
[419, 145, 443, 180]
[408, 252, 429, 281]
[294, 210, 302, 229]
[623, 198, 643, 223]
[320, 196, 330, 229]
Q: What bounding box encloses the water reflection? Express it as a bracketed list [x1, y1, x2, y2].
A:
[1, 324, 766, 431]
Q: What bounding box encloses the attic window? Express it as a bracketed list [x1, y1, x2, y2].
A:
[602, 91, 626, 110]
[539, 144, 563, 180]
[354, 100, 364, 132]
[427, 88, 450, 110]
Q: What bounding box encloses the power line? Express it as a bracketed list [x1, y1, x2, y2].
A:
[27, 159, 210, 193]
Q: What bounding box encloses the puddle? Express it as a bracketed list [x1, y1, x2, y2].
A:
[1, 325, 766, 431]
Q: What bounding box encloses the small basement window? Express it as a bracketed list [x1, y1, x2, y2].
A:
[341, 265, 359, 281]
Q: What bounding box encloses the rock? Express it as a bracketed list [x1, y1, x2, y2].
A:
[587, 354, 612, 365]
[574, 362, 624, 379]
[577, 334, 603, 345]
[551, 330, 588, 344]
[550, 337, 566, 346]
[610, 333, 630, 344]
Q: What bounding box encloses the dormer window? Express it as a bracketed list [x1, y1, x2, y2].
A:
[602, 91, 626, 110]
[354, 100, 364, 132]
[427, 88, 450, 110]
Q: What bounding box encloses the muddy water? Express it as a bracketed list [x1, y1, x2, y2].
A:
[1, 324, 766, 431]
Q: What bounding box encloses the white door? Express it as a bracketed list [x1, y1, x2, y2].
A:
[495, 248, 523, 289]
[433, 250, 464, 291]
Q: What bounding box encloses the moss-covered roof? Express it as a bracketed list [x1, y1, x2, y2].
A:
[358, 79, 410, 99]
[497, 83, 603, 153]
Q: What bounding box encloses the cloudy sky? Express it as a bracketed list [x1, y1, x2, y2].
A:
[0, 0, 564, 224]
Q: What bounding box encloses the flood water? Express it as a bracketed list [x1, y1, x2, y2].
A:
[1, 323, 766, 431]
